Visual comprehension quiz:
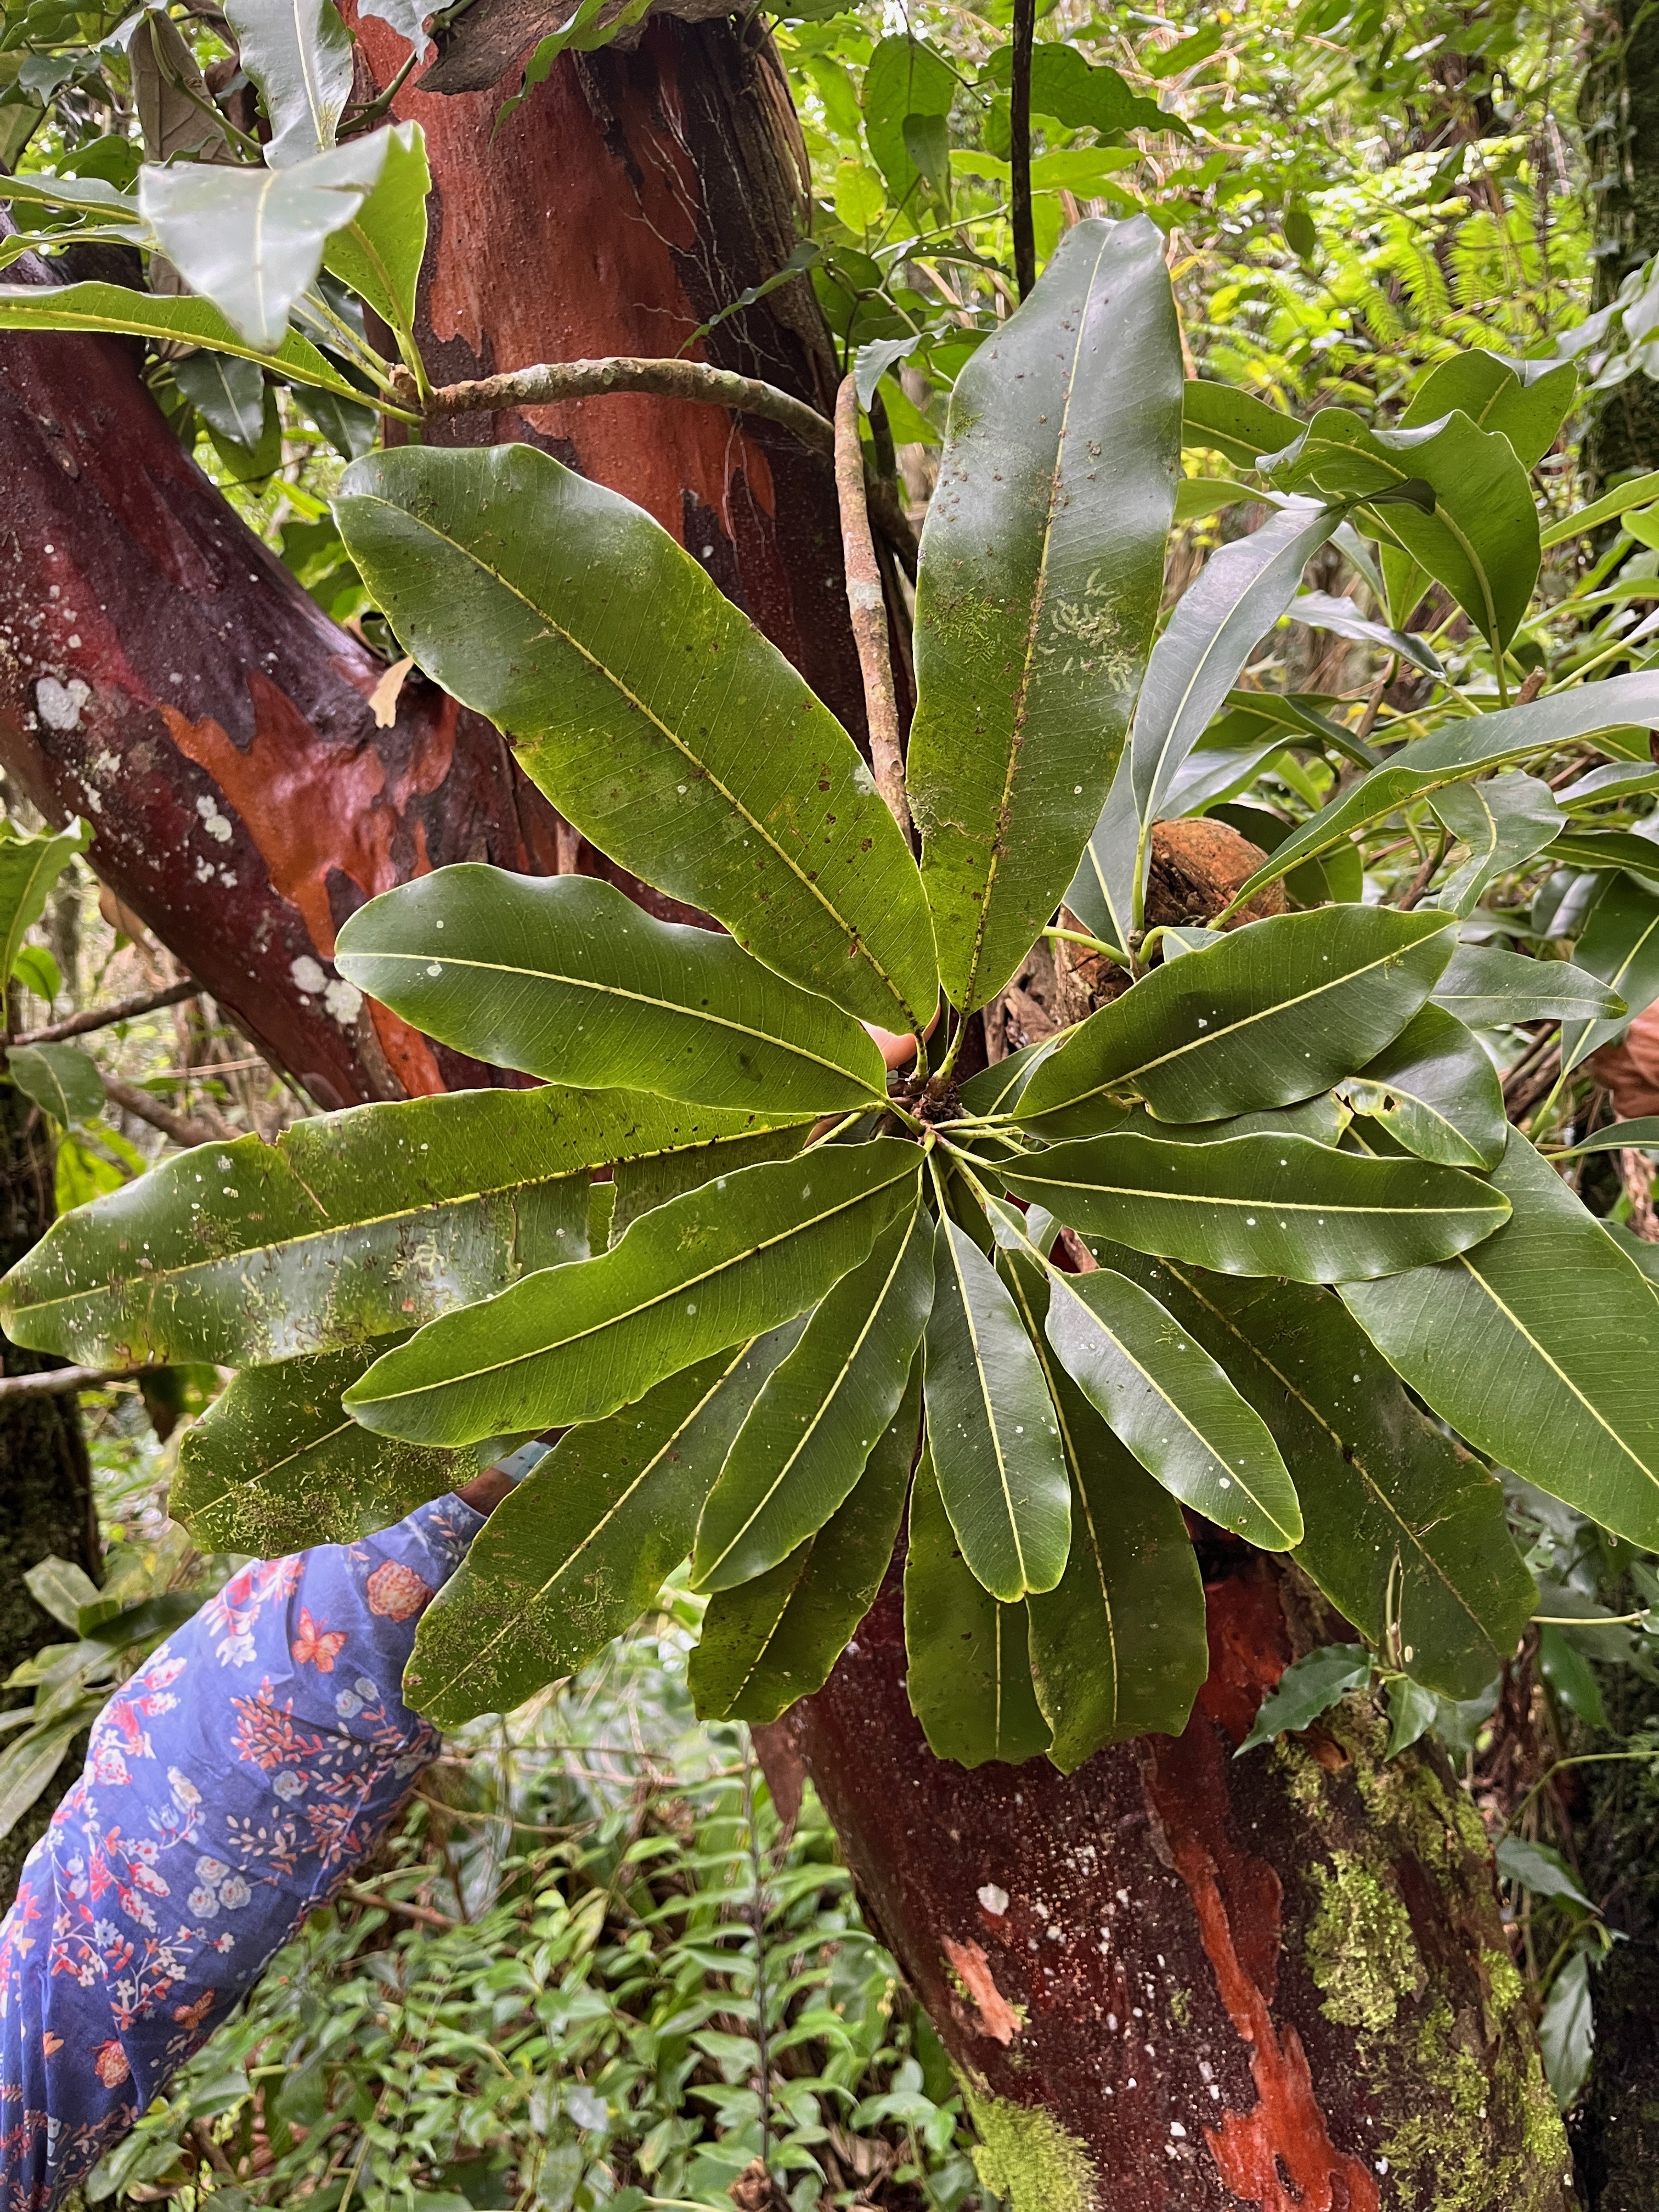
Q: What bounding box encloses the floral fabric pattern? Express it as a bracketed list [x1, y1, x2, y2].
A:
[0, 1494, 483, 2212]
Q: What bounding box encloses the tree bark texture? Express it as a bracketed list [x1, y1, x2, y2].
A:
[763, 1558, 1573, 2212]
[1579, 0, 1659, 490]
[0, 1082, 99, 1908]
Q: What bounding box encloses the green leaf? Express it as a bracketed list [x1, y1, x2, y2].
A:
[1131, 500, 1342, 845]
[861, 36, 955, 209]
[955, 1037, 1062, 1121]
[1228, 674, 1659, 907]
[322, 119, 429, 340]
[692, 1203, 933, 1591]
[998, 1246, 1206, 1768]
[1182, 380, 1299, 472]
[1539, 1953, 1594, 2112]
[405, 1329, 801, 1725]
[1288, 592, 1447, 680]
[1007, 1128, 1509, 1282]
[1496, 1835, 1594, 1910]
[1264, 406, 1539, 650]
[1235, 1644, 1373, 1755]
[139, 133, 391, 350]
[173, 1346, 483, 1554]
[1019, 906, 1455, 1133]
[334, 443, 935, 1035]
[1541, 467, 1659, 548]
[906, 216, 1182, 1011]
[1385, 1674, 1437, 1757]
[335, 868, 887, 1116]
[1431, 943, 1625, 1029]
[690, 1363, 920, 1723]
[1538, 1623, 1609, 1728]
[611, 1122, 810, 1243]
[1401, 349, 1577, 473]
[0, 1712, 93, 1842]
[1336, 1004, 1507, 1170]
[902, 1446, 1051, 1767]
[22, 1555, 101, 1632]
[1343, 1130, 1659, 1549]
[0, 1084, 752, 1366]
[0, 818, 89, 986]
[982, 41, 1187, 137]
[1550, 1116, 1659, 1156]
[1545, 828, 1659, 878]
[1429, 771, 1565, 917]
[923, 1212, 1070, 1601]
[173, 348, 267, 447]
[0, 281, 382, 407]
[10, 946, 60, 1003]
[8, 1042, 103, 1127]
[1076, 1245, 1533, 1699]
[1562, 872, 1659, 1070]
[1042, 1259, 1302, 1547]
[346, 1139, 922, 1448]
[224, 0, 354, 166]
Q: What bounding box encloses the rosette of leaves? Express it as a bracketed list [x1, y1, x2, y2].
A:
[9, 221, 1659, 1776]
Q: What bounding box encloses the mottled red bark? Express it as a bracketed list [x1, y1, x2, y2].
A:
[767, 1558, 1571, 2211]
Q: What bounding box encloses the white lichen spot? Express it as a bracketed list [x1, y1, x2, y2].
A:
[324, 978, 363, 1025]
[290, 955, 328, 995]
[195, 794, 234, 844]
[36, 675, 90, 731]
[978, 1883, 1009, 1917]
[851, 759, 878, 798]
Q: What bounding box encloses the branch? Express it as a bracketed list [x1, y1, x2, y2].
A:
[0, 1364, 139, 1401]
[1011, 0, 1037, 299]
[833, 376, 912, 843]
[104, 1075, 219, 1150]
[12, 978, 200, 1047]
[405, 357, 918, 570]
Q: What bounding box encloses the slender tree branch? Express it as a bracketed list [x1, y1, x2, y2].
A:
[11, 978, 200, 1047]
[833, 375, 913, 843]
[1011, 0, 1037, 299]
[104, 1075, 218, 1150]
[0, 1364, 139, 1401]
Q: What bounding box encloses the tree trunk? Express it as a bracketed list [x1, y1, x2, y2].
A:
[761, 1558, 1571, 2212]
[1578, 0, 1659, 491]
[0, 1082, 99, 1907]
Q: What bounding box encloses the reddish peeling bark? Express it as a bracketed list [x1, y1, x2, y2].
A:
[764, 1558, 1572, 2212]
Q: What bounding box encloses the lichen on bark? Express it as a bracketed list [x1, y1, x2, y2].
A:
[961, 2080, 1096, 2212]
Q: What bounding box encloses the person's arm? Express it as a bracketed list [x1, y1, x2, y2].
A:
[0, 1452, 543, 2212]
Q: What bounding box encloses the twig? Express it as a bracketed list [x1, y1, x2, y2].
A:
[342, 1884, 457, 1932]
[1352, 667, 1392, 747]
[0, 1364, 140, 1401]
[12, 978, 200, 1047]
[1010, 0, 1036, 298]
[104, 1075, 219, 1149]
[1394, 829, 1449, 910]
[833, 376, 912, 843]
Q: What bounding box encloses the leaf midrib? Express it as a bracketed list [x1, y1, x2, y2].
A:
[348, 490, 921, 1030]
[1019, 1165, 1500, 1221]
[936, 1213, 1032, 1593]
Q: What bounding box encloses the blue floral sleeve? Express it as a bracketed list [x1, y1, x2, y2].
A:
[0, 1492, 485, 2212]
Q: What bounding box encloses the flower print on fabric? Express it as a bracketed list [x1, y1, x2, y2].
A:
[0, 1492, 484, 2212]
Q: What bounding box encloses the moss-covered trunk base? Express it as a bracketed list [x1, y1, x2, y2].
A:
[764, 1554, 1573, 2212]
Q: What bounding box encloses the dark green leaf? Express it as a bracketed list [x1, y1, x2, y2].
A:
[345, 1139, 921, 1447]
[983, 41, 1187, 136]
[335, 444, 936, 1034]
[690, 1363, 920, 1723]
[861, 36, 955, 207]
[9, 1042, 103, 1127]
[335, 868, 888, 1115]
[322, 119, 429, 340]
[906, 217, 1182, 1011]
[1018, 906, 1455, 1132]
[0, 1084, 757, 1366]
[1074, 1246, 1533, 1699]
[1539, 1953, 1594, 2111]
[1431, 943, 1625, 1029]
[1288, 592, 1446, 679]
[612, 1122, 810, 1242]
[1549, 1116, 1659, 1156]
[999, 1247, 1206, 1769]
[902, 1447, 1051, 1767]
[1264, 406, 1539, 650]
[174, 348, 266, 447]
[1227, 673, 1659, 905]
[1385, 1674, 1437, 1757]
[1401, 349, 1577, 473]
[1337, 1004, 1507, 1170]
[1343, 1130, 1659, 1548]
[1538, 1623, 1609, 1728]
[0, 818, 89, 985]
[138, 134, 390, 349]
[1562, 872, 1659, 1070]
[1496, 1835, 1594, 1910]
[406, 1330, 800, 1725]
[1430, 772, 1565, 917]
[955, 1037, 1062, 1121]
[1181, 380, 1299, 473]
[693, 1202, 933, 1590]
[1007, 1128, 1508, 1282]
[1235, 1644, 1372, 1755]
[223, 0, 354, 166]
[923, 1212, 1070, 1601]
[173, 1346, 483, 1554]
[1042, 1259, 1302, 1546]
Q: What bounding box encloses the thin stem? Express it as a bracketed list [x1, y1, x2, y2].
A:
[340, 48, 419, 134]
[12, 977, 199, 1046]
[833, 374, 912, 842]
[1502, 1751, 1659, 1835]
[1532, 1612, 1656, 1627]
[1010, 0, 1037, 298]
[104, 1075, 219, 1150]
[1044, 925, 1127, 966]
[740, 1737, 773, 2177]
